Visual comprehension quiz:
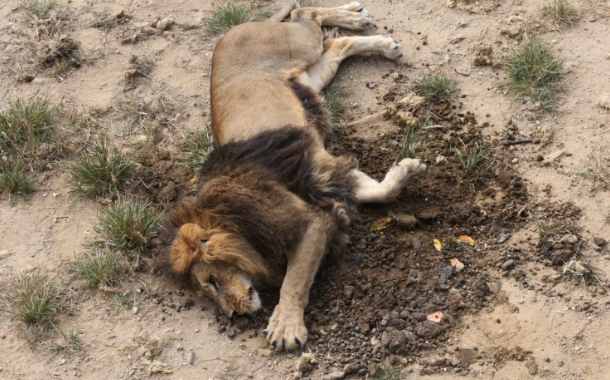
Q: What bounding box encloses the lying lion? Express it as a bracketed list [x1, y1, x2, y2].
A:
[163, 2, 426, 351]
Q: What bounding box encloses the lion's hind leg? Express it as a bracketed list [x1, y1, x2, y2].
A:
[352, 159, 428, 203]
[297, 36, 403, 92]
[291, 3, 372, 30]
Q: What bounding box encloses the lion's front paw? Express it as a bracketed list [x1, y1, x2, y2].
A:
[397, 158, 427, 181]
[263, 304, 307, 351]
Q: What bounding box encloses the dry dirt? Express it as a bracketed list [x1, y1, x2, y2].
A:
[1, 0, 609, 379]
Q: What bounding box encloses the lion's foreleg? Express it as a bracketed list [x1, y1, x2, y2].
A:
[352, 159, 428, 203]
[263, 217, 334, 351]
[297, 36, 403, 92]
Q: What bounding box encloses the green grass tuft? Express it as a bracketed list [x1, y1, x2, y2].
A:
[577, 152, 608, 184]
[0, 97, 56, 155]
[371, 363, 400, 380]
[179, 128, 214, 170]
[67, 137, 133, 198]
[454, 143, 494, 175]
[542, 0, 580, 28]
[206, 2, 251, 31]
[69, 249, 121, 287]
[95, 197, 163, 252]
[398, 126, 427, 159]
[50, 329, 82, 354]
[412, 73, 458, 103]
[6, 271, 63, 331]
[504, 39, 564, 111]
[0, 163, 35, 194]
[322, 87, 347, 123]
[21, 0, 55, 18]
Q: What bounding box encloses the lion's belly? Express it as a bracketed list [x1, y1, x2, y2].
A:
[210, 21, 323, 145]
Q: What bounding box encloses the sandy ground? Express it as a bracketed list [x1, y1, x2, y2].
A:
[0, 0, 609, 379]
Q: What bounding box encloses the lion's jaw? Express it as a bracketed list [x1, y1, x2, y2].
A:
[190, 260, 262, 317]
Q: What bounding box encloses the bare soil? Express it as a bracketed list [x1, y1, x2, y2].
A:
[1, 0, 609, 380]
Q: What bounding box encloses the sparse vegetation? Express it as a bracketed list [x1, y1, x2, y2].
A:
[50, 329, 82, 354]
[412, 73, 458, 103]
[5, 271, 63, 335]
[398, 127, 427, 159]
[562, 259, 604, 286]
[0, 163, 35, 195]
[454, 143, 494, 174]
[69, 249, 121, 287]
[95, 197, 163, 252]
[206, 2, 251, 31]
[322, 87, 346, 123]
[115, 99, 172, 135]
[542, 0, 580, 28]
[179, 128, 215, 169]
[504, 38, 564, 111]
[67, 137, 133, 198]
[535, 218, 577, 236]
[111, 292, 134, 309]
[21, 0, 55, 18]
[371, 363, 400, 380]
[578, 152, 609, 184]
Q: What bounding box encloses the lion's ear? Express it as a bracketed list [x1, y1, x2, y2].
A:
[169, 223, 202, 274]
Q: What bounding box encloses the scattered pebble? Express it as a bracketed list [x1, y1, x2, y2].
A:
[132, 306, 139, 314]
[0, 250, 10, 260]
[187, 351, 195, 365]
[108, 333, 116, 339]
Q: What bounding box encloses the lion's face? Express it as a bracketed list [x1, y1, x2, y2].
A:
[169, 223, 263, 317]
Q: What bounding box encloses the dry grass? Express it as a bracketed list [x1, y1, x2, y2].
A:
[412, 73, 458, 103]
[578, 152, 609, 184]
[542, 0, 580, 29]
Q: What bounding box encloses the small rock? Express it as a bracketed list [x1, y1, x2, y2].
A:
[108, 333, 116, 339]
[366, 82, 376, 89]
[296, 353, 317, 373]
[323, 371, 346, 380]
[558, 360, 564, 367]
[59, 359, 66, 365]
[449, 34, 465, 44]
[343, 363, 361, 374]
[415, 320, 444, 339]
[501, 260, 515, 271]
[0, 250, 10, 260]
[435, 155, 446, 164]
[344, 285, 355, 299]
[596, 94, 610, 110]
[525, 360, 538, 375]
[593, 237, 607, 247]
[132, 306, 139, 314]
[187, 351, 195, 365]
[395, 214, 419, 230]
[247, 373, 253, 379]
[455, 261, 465, 272]
[227, 327, 237, 339]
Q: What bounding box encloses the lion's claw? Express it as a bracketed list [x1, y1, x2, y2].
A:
[265, 304, 308, 351]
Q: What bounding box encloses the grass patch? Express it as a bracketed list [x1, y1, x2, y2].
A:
[114, 98, 172, 135]
[52, 47, 84, 76]
[398, 126, 427, 159]
[69, 249, 121, 287]
[50, 329, 82, 354]
[412, 73, 458, 103]
[21, 0, 55, 18]
[542, 0, 580, 28]
[67, 137, 133, 198]
[95, 197, 163, 252]
[0, 163, 35, 195]
[563, 259, 604, 286]
[454, 143, 494, 175]
[0, 97, 56, 155]
[179, 128, 214, 170]
[578, 152, 609, 184]
[504, 39, 564, 111]
[206, 2, 251, 31]
[322, 87, 346, 123]
[5, 271, 63, 334]
[535, 218, 577, 236]
[371, 363, 400, 380]
[111, 292, 134, 309]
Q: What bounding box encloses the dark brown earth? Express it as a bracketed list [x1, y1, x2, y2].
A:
[139, 91, 587, 376]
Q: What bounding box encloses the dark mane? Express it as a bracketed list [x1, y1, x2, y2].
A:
[159, 125, 357, 277]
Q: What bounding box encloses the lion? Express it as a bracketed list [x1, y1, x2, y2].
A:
[161, 2, 427, 351]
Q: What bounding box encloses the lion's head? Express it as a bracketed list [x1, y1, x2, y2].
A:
[169, 223, 266, 317]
